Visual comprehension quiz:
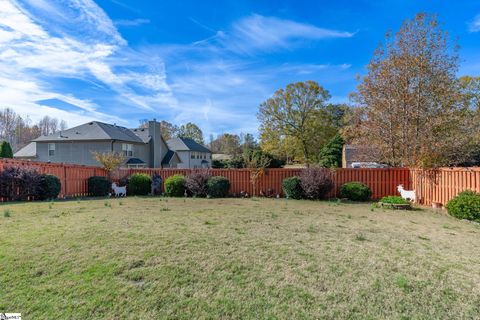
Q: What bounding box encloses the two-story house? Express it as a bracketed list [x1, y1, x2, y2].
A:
[166, 137, 212, 169]
[14, 120, 186, 168]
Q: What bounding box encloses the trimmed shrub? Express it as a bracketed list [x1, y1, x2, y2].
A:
[300, 167, 333, 200]
[88, 176, 110, 197]
[340, 182, 372, 201]
[379, 196, 409, 205]
[128, 173, 152, 196]
[165, 174, 186, 197]
[0, 167, 40, 201]
[37, 174, 61, 200]
[282, 176, 303, 199]
[207, 176, 230, 198]
[186, 170, 210, 197]
[446, 190, 480, 221]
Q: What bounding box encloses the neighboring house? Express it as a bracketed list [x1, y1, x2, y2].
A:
[13, 120, 182, 168]
[167, 137, 212, 169]
[342, 144, 387, 168]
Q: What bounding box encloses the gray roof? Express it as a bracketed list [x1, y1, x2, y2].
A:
[162, 150, 175, 165]
[14, 142, 37, 158]
[33, 121, 144, 143]
[130, 127, 151, 143]
[167, 137, 211, 153]
[126, 157, 146, 164]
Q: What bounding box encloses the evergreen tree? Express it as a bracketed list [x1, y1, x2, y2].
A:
[0, 141, 13, 158]
[318, 135, 344, 168]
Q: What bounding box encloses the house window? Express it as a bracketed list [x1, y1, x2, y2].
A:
[191, 152, 195, 159]
[197, 153, 200, 159]
[122, 143, 133, 157]
[48, 143, 55, 156]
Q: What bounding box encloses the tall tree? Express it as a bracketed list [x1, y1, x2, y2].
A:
[257, 81, 335, 164]
[349, 13, 473, 167]
[210, 133, 241, 155]
[177, 122, 204, 144]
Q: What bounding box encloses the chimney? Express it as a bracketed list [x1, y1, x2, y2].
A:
[148, 119, 162, 167]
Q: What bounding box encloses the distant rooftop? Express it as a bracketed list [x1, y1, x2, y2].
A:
[166, 137, 211, 153]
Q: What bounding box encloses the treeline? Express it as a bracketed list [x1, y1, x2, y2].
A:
[255, 13, 480, 168]
[0, 108, 67, 152]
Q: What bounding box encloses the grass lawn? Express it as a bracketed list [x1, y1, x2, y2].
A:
[1, 197, 480, 319]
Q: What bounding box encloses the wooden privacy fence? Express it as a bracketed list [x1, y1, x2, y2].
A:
[1, 159, 480, 205]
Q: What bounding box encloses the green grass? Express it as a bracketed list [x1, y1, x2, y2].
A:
[1, 197, 480, 319]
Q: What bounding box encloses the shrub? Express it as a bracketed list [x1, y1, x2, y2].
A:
[340, 182, 372, 201]
[282, 176, 303, 199]
[379, 196, 409, 204]
[207, 176, 230, 198]
[165, 175, 186, 197]
[37, 174, 61, 200]
[446, 190, 480, 221]
[300, 167, 333, 200]
[128, 173, 152, 196]
[0, 167, 40, 201]
[186, 170, 210, 197]
[88, 176, 110, 197]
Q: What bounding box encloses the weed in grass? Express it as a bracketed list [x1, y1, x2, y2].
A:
[307, 224, 319, 233]
[119, 201, 123, 206]
[270, 212, 278, 219]
[104, 201, 112, 208]
[355, 233, 367, 241]
[160, 207, 170, 212]
[418, 236, 430, 241]
[347, 214, 352, 219]
[395, 275, 410, 292]
[204, 220, 217, 225]
[3, 209, 12, 218]
[293, 210, 303, 215]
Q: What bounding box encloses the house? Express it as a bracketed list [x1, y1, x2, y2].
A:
[342, 144, 387, 168]
[166, 137, 212, 169]
[14, 120, 182, 168]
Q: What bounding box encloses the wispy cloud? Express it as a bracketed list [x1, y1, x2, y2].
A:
[219, 14, 354, 54]
[469, 14, 480, 32]
[0, 0, 174, 126]
[114, 18, 150, 27]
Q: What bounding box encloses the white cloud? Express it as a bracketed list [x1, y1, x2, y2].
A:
[114, 18, 150, 27]
[469, 15, 480, 32]
[222, 14, 354, 54]
[0, 0, 174, 126]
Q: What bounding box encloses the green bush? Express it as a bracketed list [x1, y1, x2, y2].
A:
[446, 190, 480, 221]
[165, 174, 186, 197]
[37, 174, 61, 200]
[128, 173, 152, 196]
[282, 176, 303, 199]
[207, 176, 230, 198]
[88, 176, 110, 197]
[340, 182, 372, 201]
[0, 141, 13, 158]
[379, 196, 409, 205]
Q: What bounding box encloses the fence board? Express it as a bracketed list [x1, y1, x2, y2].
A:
[1, 159, 480, 206]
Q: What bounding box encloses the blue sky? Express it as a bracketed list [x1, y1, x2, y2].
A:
[1, 0, 479, 137]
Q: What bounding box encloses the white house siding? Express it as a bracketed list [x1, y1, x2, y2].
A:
[176, 151, 211, 169]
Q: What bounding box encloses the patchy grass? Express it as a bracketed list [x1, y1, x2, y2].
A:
[1, 197, 480, 319]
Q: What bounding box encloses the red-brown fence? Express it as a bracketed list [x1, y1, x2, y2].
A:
[1, 158, 479, 206]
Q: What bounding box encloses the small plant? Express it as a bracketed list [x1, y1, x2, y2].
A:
[300, 167, 334, 200]
[4, 208, 12, 217]
[355, 233, 367, 241]
[185, 170, 210, 197]
[282, 176, 303, 199]
[164, 175, 186, 197]
[87, 176, 110, 197]
[446, 190, 480, 221]
[207, 176, 230, 198]
[128, 173, 152, 196]
[395, 275, 410, 292]
[379, 196, 409, 205]
[340, 182, 372, 201]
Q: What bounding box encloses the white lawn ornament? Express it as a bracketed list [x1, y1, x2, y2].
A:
[112, 182, 126, 197]
[397, 185, 416, 202]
